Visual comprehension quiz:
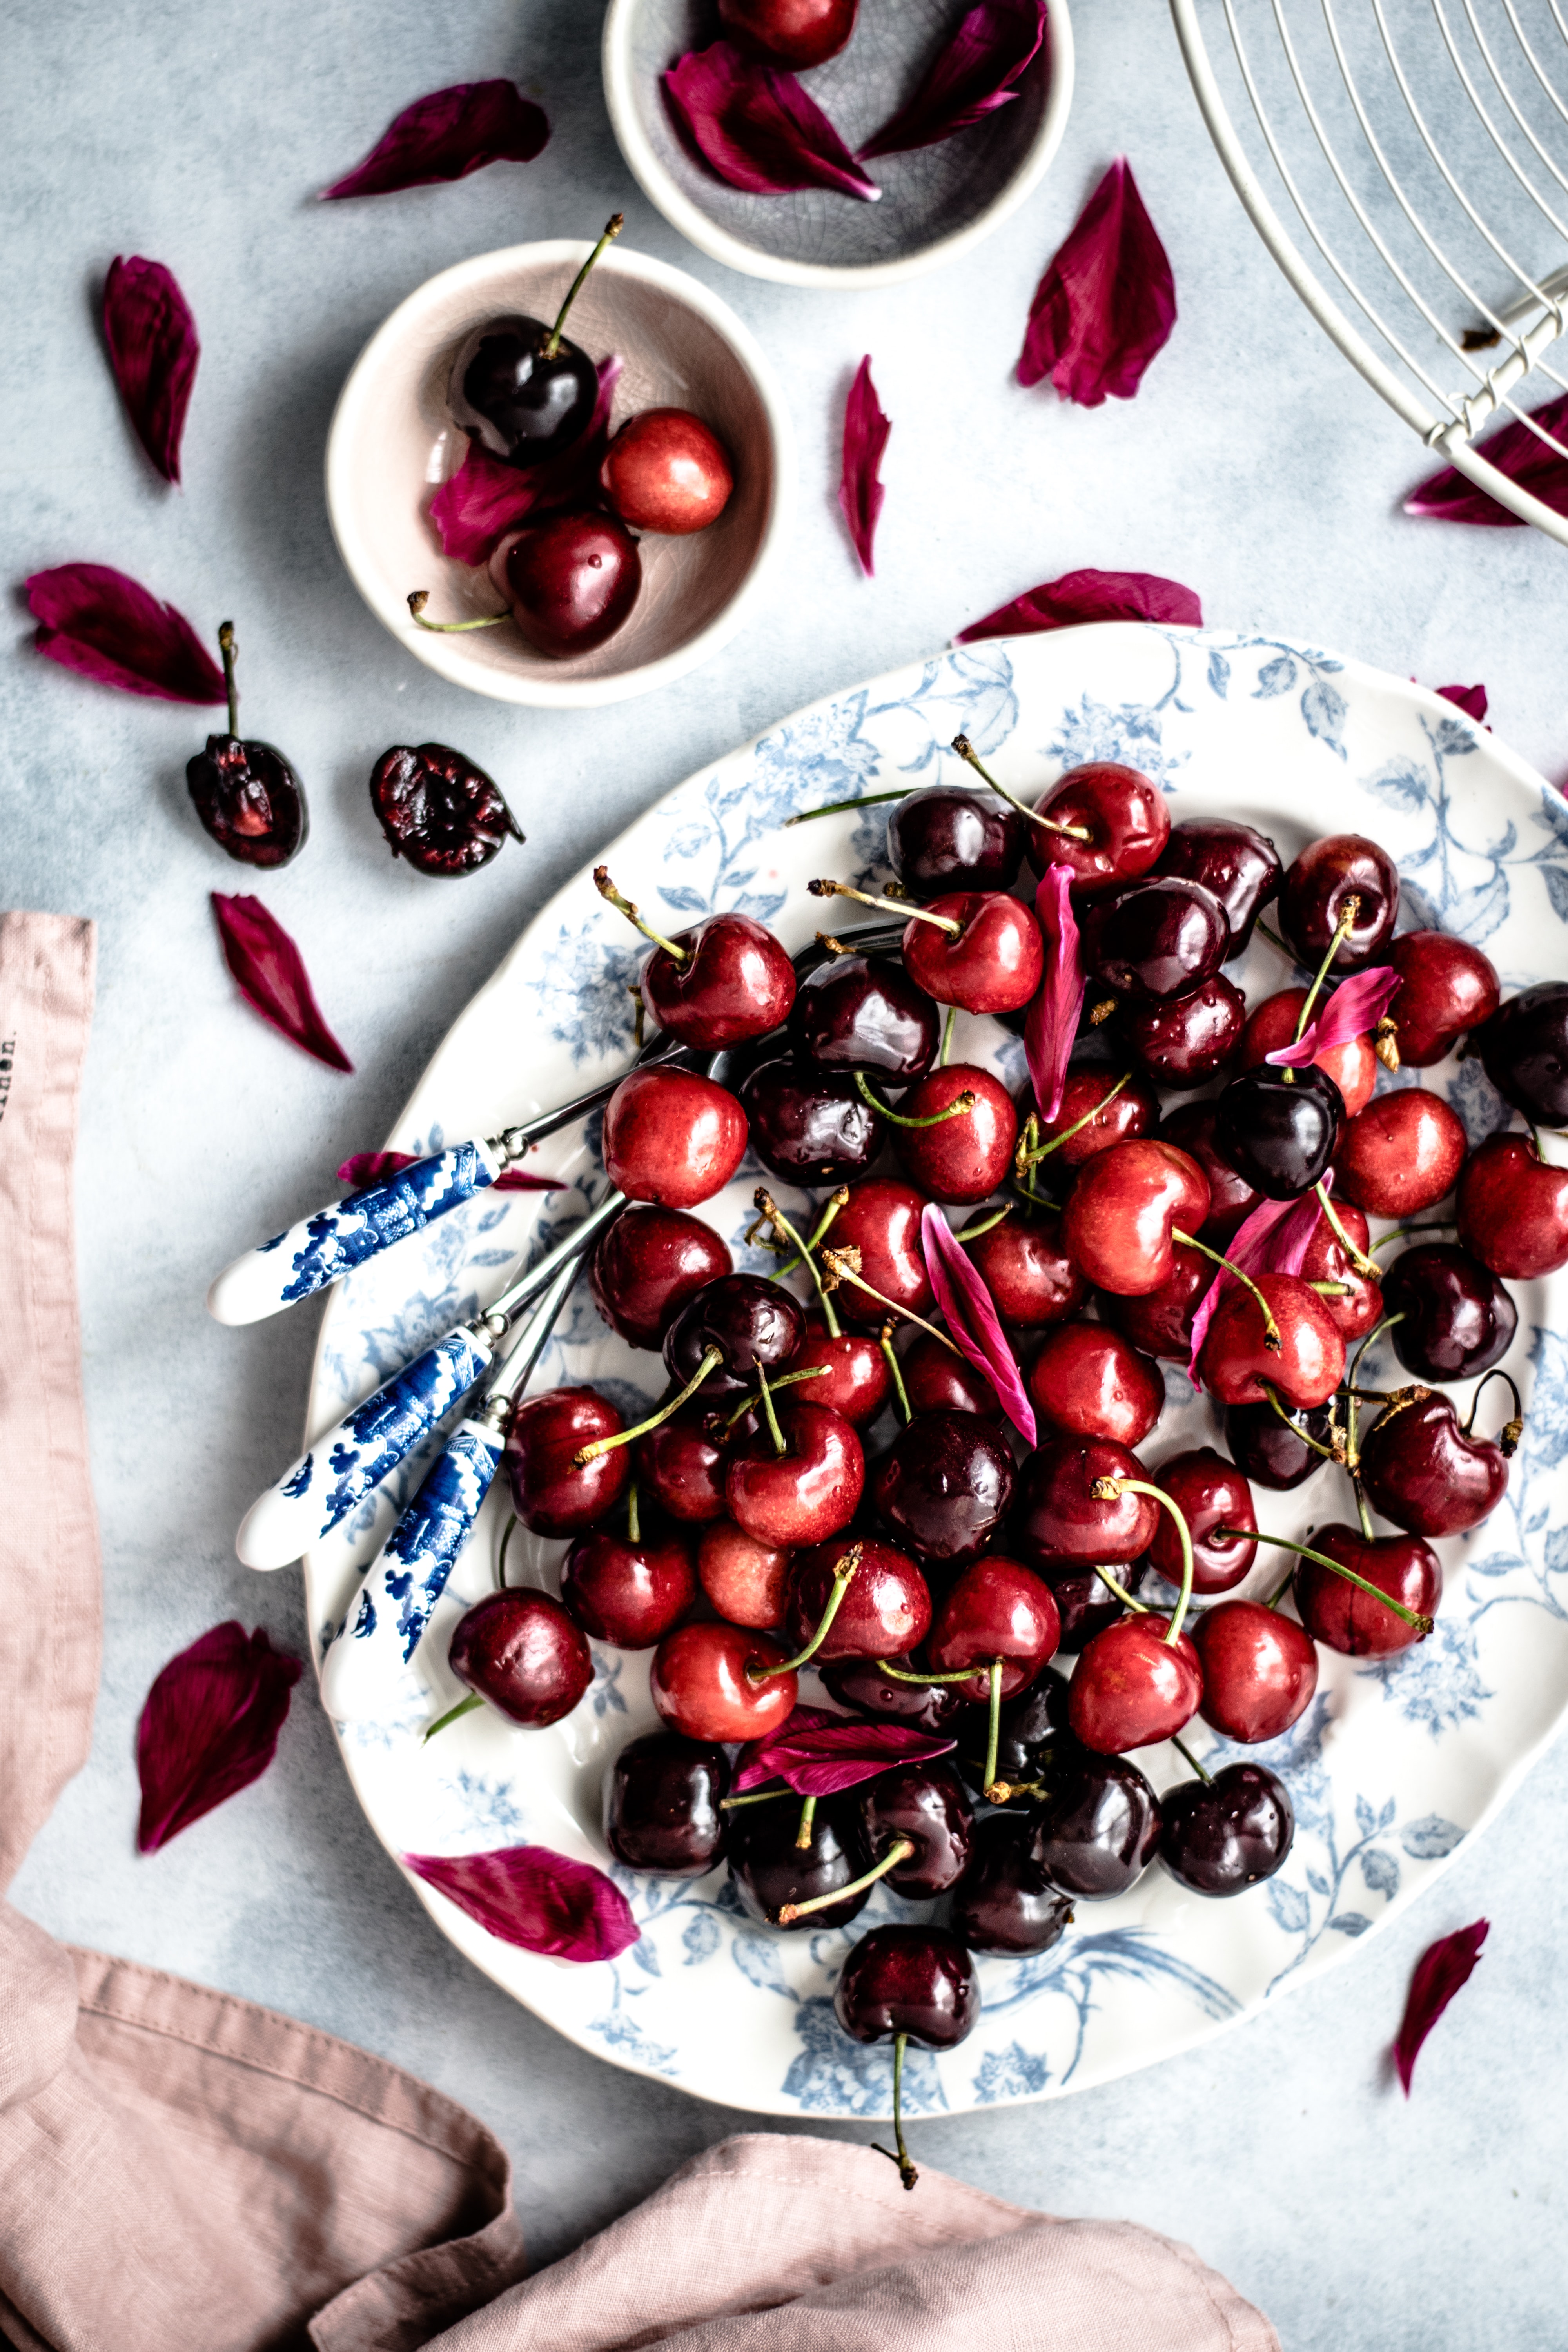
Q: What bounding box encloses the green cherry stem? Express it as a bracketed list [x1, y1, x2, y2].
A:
[777, 1838, 916, 1925]
[1254, 918, 1303, 966]
[573, 1347, 724, 1463]
[747, 1545, 864, 1681]
[875, 1659, 991, 1686]
[1315, 1181, 1379, 1277]
[771, 1185, 849, 1286]
[1219, 1528, 1434, 1632]
[1261, 1383, 1343, 1463]
[1292, 897, 1361, 1041]
[1370, 1221, 1456, 1252]
[720, 1787, 793, 1811]
[795, 1794, 817, 1851]
[981, 1658, 1006, 1801]
[940, 1003, 957, 1069]
[959, 1200, 1012, 1242]
[543, 212, 622, 358]
[1171, 1733, 1213, 1784]
[1091, 1564, 1150, 1612]
[626, 1479, 640, 1546]
[496, 1511, 520, 1591]
[1093, 1477, 1196, 1644]
[853, 1070, 975, 1127]
[423, 1690, 485, 1744]
[594, 864, 688, 964]
[1172, 1229, 1283, 1354]
[880, 1321, 913, 1425]
[950, 734, 1092, 842]
[820, 1250, 963, 1356]
[755, 1359, 786, 1456]
[1354, 1474, 1376, 1542]
[753, 1187, 840, 1336]
[408, 589, 508, 633]
[718, 1363, 829, 1433]
[1019, 1070, 1132, 1164]
[871, 2031, 920, 2194]
[217, 621, 240, 737]
[1344, 1312, 1406, 1467]
[1264, 1568, 1297, 1610]
[809, 878, 961, 935]
[783, 788, 911, 827]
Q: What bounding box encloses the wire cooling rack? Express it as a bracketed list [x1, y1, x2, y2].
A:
[1171, 0, 1568, 539]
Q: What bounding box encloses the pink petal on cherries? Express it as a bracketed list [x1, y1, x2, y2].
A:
[1024, 862, 1083, 1125]
[320, 80, 549, 199]
[1394, 1918, 1489, 2093]
[859, 0, 1047, 160]
[957, 566, 1201, 644]
[211, 894, 353, 1073]
[25, 563, 225, 702]
[1264, 967, 1401, 1071]
[102, 256, 200, 485]
[662, 41, 880, 202]
[838, 355, 891, 577]
[922, 1204, 1037, 1445]
[403, 1844, 639, 1962]
[429, 356, 624, 564]
[1404, 394, 1568, 526]
[336, 1149, 560, 1194]
[734, 1703, 846, 1790]
[136, 1621, 303, 1852]
[1436, 682, 1488, 722]
[735, 1718, 957, 1798]
[1017, 158, 1176, 407]
[1185, 1181, 1332, 1381]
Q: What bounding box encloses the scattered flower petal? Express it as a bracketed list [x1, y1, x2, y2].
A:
[211, 894, 353, 1073]
[336, 1149, 560, 1194]
[321, 80, 549, 200]
[1394, 1918, 1488, 2093]
[838, 356, 890, 578]
[136, 1621, 303, 1852]
[735, 1718, 957, 1798]
[663, 42, 880, 202]
[1024, 863, 1083, 1127]
[1436, 682, 1488, 722]
[403, 1844, 639, 1962]
[1405, 395, 1568, 526]
[429, 357, 623, 564]
[957, 566, 1201, 644]
[1187, 1178, 1334, 1382]
[922, 1204, 1037, 1445]
[102, 256, 199, 485]
[859, 0, 1047, 159]
[25, 563, 225, 703]
[1018, 158, 1176, 407]
[1265, 968, 1401, 1071]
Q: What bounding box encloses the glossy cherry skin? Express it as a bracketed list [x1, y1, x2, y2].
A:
[1152, 818, 1281, 953]
[448, 1589, 591, 1728]
[1025, 1065, 1161, 1169]
[725, 1401, 864, 1547]
[1122, 973, 1245, 1089]
[1062, 1140, 1210, 1295]
[1193, 1602, 1318, 1742]
[490, 512, 641, 658]
[787, 1536, 930, 1661]
[1292, 1526, 1440, 1657]
[188, 731, 307, 867]
[1103, 1241, 1214, 1361]
[1198, 1272, 1346, 1409]
[1160, 1102, 1264, 1241]
[819, 1654, 967, 1732]
[1385, 930, 1500, 1066]
[1358, 1391, 1511, 1537]
[1159, 1763, 1294, 1895]
[637, 1407, 729, 1523]
[926, 1556, 1061, 1703]
[639, 910, 794, 1047]
[1080, 878, 1230, 1003]
[650, 1620, 797, 1741]
[1049, 1559, 1151, 1652]
[1013, 1436, 1159, 1572]
[450, 312, 596, 467]
[784, 1317, 890, 1426]
[1477, 980, 1568, 1124]
[1297, 1195, 1383, 1343]
[833, 1924, 979, 2050]
[697, 1519, 790, 1629]
[892, 1066, 1016, 1204]
[873, 1411, 1014, 1567]
[1456, 1132, 1568, 1279]
[887, 783, 1025, 899]
[828, 1179, 935, 1327]
[603, 1732, 730, 1875]
[1069, 1615, 1203, 1753]
[664, 1273, 806, 1393]
[601, 407, 733, 534]
[857, 1762, 974, 1896]
[1214, 1062, 1344, 1200]
[1033, 764, 1171, 895]
[960, 1207, 1087, 1330]
[1237, 987, 1376, 1116]
[368, 742, 521, 878]
[730, 1794, 871, 1933]
[900, 1330, 1003, 1419]
[952, 1815, 1076, 1955]
[1151, 1447, 1257, 1593]
[792, 952, 938, 1080]
[1031, 1749, 1161, 1898]
[560, 1523, 696, 1648]
[506, 1386, 631, 1535]
[1279, 833, 1401, 970]
[590, 1205, 732, 1350]
[740, 1056, 878, 1185]
[719, 0, 858, 69]
[1335, 1088, 1467, 1218]
[1025, 1323, 1164, 1448]
[951, 1671, 1070, 1807]
[902, 893, 1044, 1014]
[1224, 1398, 1334, 1490]
[601, 1069, 748, 1210]
[1381, 1241, 1517, 1380]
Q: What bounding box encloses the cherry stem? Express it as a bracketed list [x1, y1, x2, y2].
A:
[1254, 918, 1303, 966]
[755, 1359, 786, 1455]
[628, 984, 646, 1051]
[880, 1321, 913, 1425]
[853, 1069, 975, 1128]
[719, 1787, 793, 1811]
[1264, 1568, 1297, 1610]
[777, 1837, 915, 1925]
[1023, 1070, 1132, 1165]
[1262, 1383, 1341, 1463]
[771, 1185, 848, 1287]
[573, 1347, 723, 1463]
[1308, 1280, 1351, 1298]
[1293, 897, 1361, 1040]
[544, 212, 622, 358]
[1352, 1473, 1376, 1541]
[940, 1004, 957, 1069]
[497, 1512, 519, 1591]
[876, 1659, 990, 1686]
[1345, 1312, 1405, 1467]
[407, 590, 508, 633]
[1171, 1733, 1213, 1785]
[1172, 1230, 1282, 1354]
[1222, 1528, 1434, 1632]
[982, 1658, 1006, 1800]
[626, 1479, 640, 1546]
[795, 1794, 817, 1851]
[1092, 1564, 1149, 1613]
[1092, 1478, 1195, 1644]
[1370, 1221, 1455, 1252]
[1465, 1365, 1524, 1456]
[748, 1544, 864, 1680]
[784, 788, 911, 826]
[594, 865, 687, 964]
[819, 1250, 963, 1357]
[950, 734, 1093, 842]
[1315, 1182, 1378, 1277]
[809, 878, 961, 936]
[960, 1201, 1012, 1242]
[217, 620, 240, 737]
[423, 1690, 485, 1744]
[871, 2032, 919, 2194]
[752, 1189, 840, 1337]
[718, 1363, 828, 1433]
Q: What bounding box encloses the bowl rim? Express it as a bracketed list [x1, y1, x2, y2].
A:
[323, 239, 797, 710]
[601, 0, 1076, 290]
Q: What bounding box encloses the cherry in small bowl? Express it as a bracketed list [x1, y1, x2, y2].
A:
[601, 407, 733, 534]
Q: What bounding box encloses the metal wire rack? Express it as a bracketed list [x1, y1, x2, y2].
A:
[1170, 0, 1568, 540]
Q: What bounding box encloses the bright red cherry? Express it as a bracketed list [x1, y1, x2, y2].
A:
[601, 407, 733, 534]
[506, 1386, 631, 1535]
[636, 1406, 730, 1523]
[1159, 1101, 1263, 1241]
[636, 908, 795, 1047]
[718, 0, 858, 69]
[1279, 833, 1400, 970]
[901, 893, 1044, 1014]
[1023, 1065, 1160, 1168]
[560, 1523, 697, 1648]
[1292, 1526, 1439, 1657]
[1061, 1140, 1210, 1294]
[1012, 1436, 1159, 1572]
[697, 1519, 790, 1629]
[724, 1401, 864, 1547]
[1151, 1447, 1257, 1593]
[1238, 987, 1376, 1117]
[1193, 1602, 1318, 1744]
[1456, 1132, 1568, 1278]
[1103, 1241, 1215, 1360]
[960, 1206, 1086, 1328]
[926, 1557, 1061, 1703]
[891, 1066, 1016, 1204]
[1033, 763, 1170, 895]
[1068, 1615, 1203, 1753]
[1025, 1322, 1165, 1448]
[1297, 1194, 1383, 1343]
[786, 1537, 930, 1661]
[1335, 1087, 1467, 1218]
[1385, 930, 1500, 1066]
[826, 1179, 934, 1327]
[489, 511, 640, 658]
[589, 1205, 732, 1349]
[1196, 1273, 1346, 1409]
[1357, 1388, 1515, 1537]
[784, 1315, 890, 1426]
[601, 1068, 748, 1209]
[650, 1620, 797, 1742]
[448, 1589, 591, 1728]
[899, 1330, 1004, 1419]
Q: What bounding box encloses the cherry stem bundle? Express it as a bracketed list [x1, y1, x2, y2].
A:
[217, 621, 240, 738]
[777, 1837, 915, 1925]
[1092, 1478, 1196, 1644]
[854, 1070, 975, 1128]
[748, 1545, 864, 1681]
[1172, 1229, 1283, 1354]
[594, 864, 687, 964]
[820, 1248, 963, 1357]
[871, 2032, 920, 2194]
[574, 1346, 724, 1463]
[949, 734, 1092, 842]
[544, 212, 622, 358]
[753, 1189, 841, 1337]
[1220, 1528, 1434, 1631]
[809, 877, 960, 935]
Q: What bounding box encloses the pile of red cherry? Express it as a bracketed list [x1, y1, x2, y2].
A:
[432, 753, 1568, 2184]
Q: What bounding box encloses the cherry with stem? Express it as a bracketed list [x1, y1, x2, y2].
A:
[776, 1836, 917, 1924]
[949, 734, 1092, 842]
[745, 1544, 864, 1682]
[751, 1189, 841, 1339]
[594, 864, 688, 965]
[809, 878, 962, 934]
[1463, 1366, 1524, 1455]
[1091, 1478, 1197, 1645]
[714, 1362, 829, 1432]
[1016, 1073, 1132, 1169]
[573, 1346, 725, 1465]
[543, 212, 623, 359]
[1291, 897, 1361, 1047]
[1315, 1182, 1379, 1278]
[853, 1070, 975, 1127]
[880, 1321, 914, 1425]
[1216, 1528, 1434, 1631]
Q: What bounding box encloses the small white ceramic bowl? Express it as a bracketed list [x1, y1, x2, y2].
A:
[325, 241, 795, 708]
[603, 0, 1074, 290]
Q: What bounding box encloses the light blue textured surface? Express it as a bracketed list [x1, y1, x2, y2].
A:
[5, 0, 1568, 2340]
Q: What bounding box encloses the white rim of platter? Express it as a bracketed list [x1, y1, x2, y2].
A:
[303, 622, 1568, 2120]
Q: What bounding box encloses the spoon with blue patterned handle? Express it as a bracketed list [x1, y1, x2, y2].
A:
[236, 1192, 623, 1570]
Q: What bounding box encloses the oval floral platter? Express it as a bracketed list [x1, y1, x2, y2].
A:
[303, 621, 1568, 2120]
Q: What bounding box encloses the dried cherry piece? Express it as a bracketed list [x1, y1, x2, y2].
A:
[369, 741, 524, 877]
[185, 622, 307, 868]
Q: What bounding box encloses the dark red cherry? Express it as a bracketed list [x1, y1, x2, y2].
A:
[1197, 1272, 1345, 1409]
[1152, 818, 1281, 953]
[1013, 1435, 1158, 1573]
[602, 1068, 748, 1209]
[959, 1207, 1087, 1329]
[784, 1316, 891, 1426]
[718, 0, 858, 69]
[886, 782, 1025, 899]
[1062, 1140, 1210, 1294]
[664, 1273, 806, 1393]
[650, 1620, 797, 1741]
[833, 1924, 979, 2049]
[1297, 1195, 1383, 1343]
[730, 1793, 871, 1932]
[369, 742, 523, 877]
[506, 1385, 631, 1535]
[1067, 1614, 1203, 1753]
[697, 1519, 790, 1628]
[639, 909, 795, 1047]
[1102, 1241, 1215, 1361]
[1292, 1526, 1439, 1657]
[1214, 1062, 1343, 1200]
[1385, 931, 1500, 1067]
[1457, 1132, 1568, 1279]
[1381, 1242, 1517, 1380]
[1477, 981, 1568, 1125]
[828, 1179, 935, 1327]
[1159, 1763, 1294, 1895]
[186, 622, 307, 866]
[873, 1410, 1014, 1568]
[1024, 1067, 1161, 1174]
[819, 1654, 967, 1732]
[1031, 1749, 1161, 1898]
[926, 1557, 1061, 1704]
[561, 1521, 696, 1648]
[1279, 833, 1400, 970]
[739, 1056, 879, 1184]
[448, 1588, 591, 1728]
[590, 1205, 733, 1350]
[891, 1066, 1016, 1204]
[1357, 1389, 1513, 1537]
[490, 511, 641, 659]
[1032, 763, 1170, 895]
[786, 1536, 930, 1661]
[857, 1762, 974, 1896]
[1158, 1103, 1263, 1243]
[601, 407, 732, 534]
[900, 1329, 1004, 1419]
[951, 1670, 1070, 1807]
[725, 1401, 864, 1547]
[1049, 1558, 1151, 1652]
[1335, 1088, 1466, 1219]
[1122, 973, 1245, 1089]
[1237, 987, 1376, 1116]
[450, 312, 596, 468]
[1080, 877, 1230, 1003]
[603, 1731, 730, 1875]
[953, 1813, 1075, 1955]
[1025, 1323, 1164, 1448]
[791, 952, 938, 1080]
[901, 893, 1043, 1015]
[1151, 1448, 1257, 1593]
[637, 1406, 729, 1523]
[1224, 1397, 1334, 1490]
[1193, 1601, 1318, 1743]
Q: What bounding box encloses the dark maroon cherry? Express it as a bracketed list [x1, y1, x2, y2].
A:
[635, 908, 795, 1048]
[730, 1793, 871, 1932]
[1151, 1448, 1257, 1594]
[490, 512, 641, 659]
[1121, 973, 1245, 1089]
[959, 1207, 1088, 1328]
[1214, 1061, 1343, 1199]
[819, 1655, 967, 1732]
[1049, 1558, 1151, 1652]
[887, 783, 1025, 899]
[590, 1206, 733, 1350]
[1103, 1243, 1215, 1362]
[369, 742, 523, 877]
[603, 1731, 730, 1875]
[1357, 1387, 1515, 1538]
[1152, 818, 1281, 953]
[873, 1410, 1015, 1568]
[1223, 1397, 1334, 1490]
[856, 1762, 973, 1896]
[187, 623, 306, 867]
[448, 1588, 591, 1727]
[951, 1670, 1070, 1808]
[786, 1537, 930, 1662]
[1279, 833, 1400, 971]
[792, 951, 938, 1080]
[833, 1924, 979, 2047]
[1477, 981, 1568, 1124]
[952, 1814, 1075, 1956]
[1159, 1102, 1263, 1242]
[1032, 1750, 1161, 1899]
[900, 1330, 1004, 1419]
[1033, 764, 1171, 895]
[740, 1056, 879, 1184]
[1012, 1436, 1158, 1574]
[1158, 1763, 1294, 1895]
[719, 0, 858, 67]
[663, 1274, 807, 1394]
[560, 1521, 696, 1648]
[1385, 931, 1500, 1067]
[506, 1385, 631, 1535]
[1080, 878, 1230, 1004]
[449, 221, 619, 466]
[637, 1406, 730, 1524]
[1193, 1602, 1318, 1743]
[1381, 1242, 1517, 1381]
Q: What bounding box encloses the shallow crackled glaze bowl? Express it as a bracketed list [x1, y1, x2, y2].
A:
[603, 0, 1075, 288]
[303, 621, 1568, 2120]
[325, 240, 794, 707]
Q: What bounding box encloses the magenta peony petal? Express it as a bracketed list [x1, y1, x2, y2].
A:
[1437, 681, 1488, 722]
[321, 80, 548, 200]
[1024, 863, 1083, 1126]
[335, 1148, 558, 1193]
[1186, 1179, 1334, 1381]
[102, 257, 199, 485]
[430, 357, 624, 564]
[212, 894, 353, 1073]
[663, 42, 880, 202]
[859, 0, 1047, 159]
[1405, 394, 1568, 527]
[26, 563, 225, 703]
[734, 1703, 846, 1791]
[957, 566, 1201, 644]
[1394, 1918, 1488, 2093]
[838, 356, 891, 578]
[922, 1204, 1037, 1445]
[735, 1719, 958, 1798]
[1018, 158, 1176, 407]
[136, 1622, 303, 1852]
[404, 1844, 639, 1962]
[1265, 968, 1401, 1071]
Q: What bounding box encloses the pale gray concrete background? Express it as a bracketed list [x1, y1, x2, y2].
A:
[4, 3, 1566, 2342]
